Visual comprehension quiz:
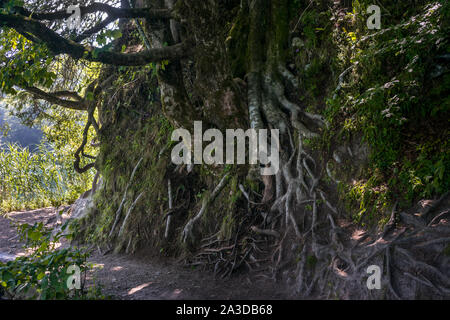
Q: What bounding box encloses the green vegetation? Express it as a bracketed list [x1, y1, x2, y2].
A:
[0, 0, 448, 300]
[0, 141, 94, 212]
[0, 221, 101, 299]
[315, 0, 450, 224]
[1, 86, 97, 213]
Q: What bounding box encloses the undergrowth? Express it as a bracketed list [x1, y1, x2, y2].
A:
[0, 221, 104, 300]
[0, 141, 94, 213]
[294, 0, 450, 225]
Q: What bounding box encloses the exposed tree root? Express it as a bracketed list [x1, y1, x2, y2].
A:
[109, 157, 143, 238]
[118, 191, 144, 238]
[186, 64, 450, 298]
[181, 173, 230, 243]
[117, 0, 450, 299]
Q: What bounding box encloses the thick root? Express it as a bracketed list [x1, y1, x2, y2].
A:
[184, 65, 450, 299]
[181, 173, 230, 243]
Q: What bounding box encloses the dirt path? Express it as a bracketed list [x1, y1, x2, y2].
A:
[0, 207, 61, 259]
[0, 208, 288, 300]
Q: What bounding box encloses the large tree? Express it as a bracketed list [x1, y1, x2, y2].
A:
[1, 0, 449, 299]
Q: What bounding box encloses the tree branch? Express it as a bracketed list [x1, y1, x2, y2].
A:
[52, 90, 83, 100]
[0, 13, 190, 66]
[74, 15, 116, 43]
[14, 3, 173, 22]
[22, 86, 87, 110]
[74, 104, 98, 173]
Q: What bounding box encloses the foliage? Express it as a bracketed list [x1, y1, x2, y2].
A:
[0, 28, 55, 95]
[323, 0, 450, 220]
[0, 57, 98, 212]
[0, 221, 101, 299]
[0, 141, 94, 212]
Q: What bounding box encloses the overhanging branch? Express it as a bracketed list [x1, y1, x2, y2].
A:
[0, 13, 190, 66]
[52, 90, 83, 101]
[74, 15, 116, 43]
[22, 86, 87, 110]
[13, 3, 173, 22]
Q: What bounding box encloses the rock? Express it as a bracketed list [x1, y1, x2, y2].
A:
[69, 194, 94, 221]
[67, 178, 103, 223]
[51, 183, 101, 237]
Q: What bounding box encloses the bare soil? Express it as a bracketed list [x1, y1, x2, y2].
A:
[0, 207, 288, 300]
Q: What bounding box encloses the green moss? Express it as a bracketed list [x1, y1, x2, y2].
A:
[72, 74, 176, 253]
[227, 6, 249, 78]
[219, 213, 235, 241]
[268, 0, 289, 65]
[340, 175, 391, 226]
[316, 1, 450, 224]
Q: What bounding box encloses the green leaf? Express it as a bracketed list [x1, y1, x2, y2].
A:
[112, 30, 122, 39]
[1, 270, 13, 282]
[29, 231, 41, 241]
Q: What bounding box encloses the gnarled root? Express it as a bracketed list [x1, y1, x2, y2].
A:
[191, 66, 450, 298]
[181, 173, 230, 243]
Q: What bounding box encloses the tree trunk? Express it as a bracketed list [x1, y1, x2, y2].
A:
[73, 0, 450, 299]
